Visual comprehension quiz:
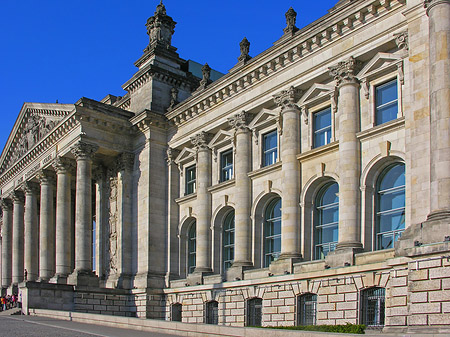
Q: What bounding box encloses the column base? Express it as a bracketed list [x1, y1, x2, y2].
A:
[427, 208, 450, 221]
[269, 255, 302, 276]
[226, 261, 253, 281]
[325, 246, 363, 268]
[67, 270, 99, 288]
[49, 274, 68, 284]
[186, 269, 213, 286]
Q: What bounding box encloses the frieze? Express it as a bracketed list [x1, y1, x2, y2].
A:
[25, 163, 41, 180]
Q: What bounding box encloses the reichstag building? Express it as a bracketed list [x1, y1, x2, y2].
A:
[1, 0, 449, 333]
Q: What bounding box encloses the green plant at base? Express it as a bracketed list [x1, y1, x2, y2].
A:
[261, 323, 366, 334]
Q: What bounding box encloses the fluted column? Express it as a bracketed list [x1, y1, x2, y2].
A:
[23, 182, 39, 281]
[1, 199, 13, 288]
[11, 190, 25, 285]
[191, 132, 212, 273]
[71, 142, 98, 273]
[275, 87, 302, 260]
[37, 170, 56, 281]
[329, 57, 363, 251]
[52, 157, 73, 280]
[425, 0, 450, 220]
[228, 112, 253, 267]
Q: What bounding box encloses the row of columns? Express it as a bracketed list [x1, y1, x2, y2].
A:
[1, 141, 97, 289]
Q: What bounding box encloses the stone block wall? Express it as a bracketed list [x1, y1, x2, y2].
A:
[74, 291, 135, 317]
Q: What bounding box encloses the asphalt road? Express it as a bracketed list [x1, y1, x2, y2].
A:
[0, 315, 180, 337]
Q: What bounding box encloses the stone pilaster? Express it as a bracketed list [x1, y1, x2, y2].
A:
[1, 198, 13, 288]
[23, 181, 39, 281]
[37, 170, 56, 281]
[274, 87, 302, 264]
[227, 112, 253, 279]
[327, 57, 363, 266]
[11, 190, 25, 285]
[190, 132, 212, 275]
[52, 156, 73, 282]
[425, 0, 450, 220]
[68, 142, 98, 286]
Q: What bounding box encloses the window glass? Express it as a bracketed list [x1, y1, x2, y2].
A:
[298, 294, 317, 326]
[375, 79, 398, 125]
[315, 182, 339, 259]
[247, 298, 262, 327]
[221, 150, 233, 182]
[188, 222, 196, 274]
[263, 130, 277, 166]
[313, 107, 332, 148]
[376, 163, 405, 250]
[361, 287, 385, 327]
[185, 165, 196, 195]
[223, 211, 235, 271]
[205, 301, 219, 324]
[264, 197, 282, 267]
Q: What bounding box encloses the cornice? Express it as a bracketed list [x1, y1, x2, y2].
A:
[165, 0, 406, 127]
[130, 109, 170, 132]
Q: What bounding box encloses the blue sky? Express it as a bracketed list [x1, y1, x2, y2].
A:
[0, 0, 338, 151]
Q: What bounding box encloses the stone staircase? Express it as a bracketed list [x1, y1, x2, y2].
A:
[0, 307, 22, 316]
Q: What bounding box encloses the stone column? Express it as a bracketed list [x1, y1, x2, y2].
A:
[275, 87, 302, 261]
[93, 167, 106, 278]
[1, 199, 13, 288]
[71, 142, 98, 274]
[37, 170, 56, 281]
[23, 182, 39, 281]
[228, 112, 253, 270]
[11, 190, 25, 285]
[191, 132, 212, 274]
[52, 157, 73, 281]
[425, 0, 450, 220]
[329, 57, 363, 256]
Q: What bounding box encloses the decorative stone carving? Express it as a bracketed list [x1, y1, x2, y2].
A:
[283, 7, 299, 35]
[394, 31, 409, 51]
[71, 142, 99, 161]
[116, 152, 134, 172]
[190, 132, 212, 151]
[329, 57, 362, 87]
[52, 156, 74, 174]
[145, 0, 176, 51]
[36, 169, 56, 185]
[273, 86, 300, 112]
[0, 198, 13, 211]
[168, 87, 179, 111]
[11, 190, 25, 204]
[92, 166, 106, 182]
[166, 147, 180, 166]
[228, 111, 252, 132]
[199, 63, 211, 90]
[22, 181, 40, 195]
[107, 171, 119, 274]
[238, 37, 251, 63]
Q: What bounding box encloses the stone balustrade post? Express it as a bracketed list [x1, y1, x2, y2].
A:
[11, 190, 25, 285]
[228, 112, 253, 268]
[191, 132, 212, 273]
[23, 181, 39, 281]
[37, 170, 56, 281]
[1, 198, 13, 288]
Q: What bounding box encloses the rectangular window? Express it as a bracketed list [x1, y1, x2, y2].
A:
[263, 130, 277, 167]
[375, 79, 398, 125]
[220, 149, 233, 182]
[185, 165, 196, 195]
[313, 107, 332, 148]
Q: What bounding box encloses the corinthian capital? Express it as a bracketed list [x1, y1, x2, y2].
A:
[116, 152, 135, 172]
[52, 156, 74, 174]
[329, 57, 361, 87]
[228, 111, 252, 132]
[11, 190, 25, 204]
[0, 198, 13, 211]
[36, 169, 56, 185]
[273, 86, 300, 112]
[23, 181, 40, 195]
[71, 142, 99, 161]
[190, 132, 212, 151]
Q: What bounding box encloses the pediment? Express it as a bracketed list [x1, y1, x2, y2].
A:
[248, 108, 279, 130]
[298, 83, 335, 107]
[174, 147, 195, 164]
[208, 130, 233, 149]
[357, 52, 402, 79]
[0, 103, 74, 174]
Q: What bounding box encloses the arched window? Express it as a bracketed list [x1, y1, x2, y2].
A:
[247, 298, 262, 326]
[187, 222, 196, 274]
[205, 300, 219, 324]
[223, 211, 235, 271]
[298, 293, 317, 326]
[315, 182, 339, 259]
[361, 287, 385, 327]
[376, 163, 405, 250]
[264, 197, 282, 267]
[171, 303, 182, 322]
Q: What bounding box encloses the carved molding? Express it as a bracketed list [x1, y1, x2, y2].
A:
[394, 31, 408, 51]
[329, 57, 362, 87]
[71, 142, 99, 161]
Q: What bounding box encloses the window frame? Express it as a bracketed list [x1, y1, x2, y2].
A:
[220, 149, 233, 182]
[374, 78, 399, 126]
[187, 221, 196, 274]
[171, 303, 182, 322]
[262, 130, 278, 167]
[185, 165, 196, 195]
[246, 298, 263, 327]
[312, 106, 332, 149]
[222, 211, 235, 272]
[360, 287, 386, 328]
[297, 293, 317, 326]
[263, 197, 282, 267]
[205, 301, 219, 325]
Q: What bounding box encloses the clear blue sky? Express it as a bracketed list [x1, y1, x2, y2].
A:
[0, 0, 337, 151]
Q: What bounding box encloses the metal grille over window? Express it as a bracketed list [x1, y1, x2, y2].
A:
[264, 197, 282, 267]
[171, 303, 182, 322]
[222, 211, 235, 271]
[247, 298, 262, 326]
[263, 130, 277, 166]
[188, 222, 196, 274]
[298, 293, 317, 326]
[376, 163, 405, 250]
[205, 301, 219, 324]
[361, 287, 385, 327]
[315, 182, 339, 259]
[313, 107, 332, 148]
[375, 79, 398, 125]
[220, 150, 233, 182]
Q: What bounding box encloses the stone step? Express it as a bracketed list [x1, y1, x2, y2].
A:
[0, 307, 22, 316]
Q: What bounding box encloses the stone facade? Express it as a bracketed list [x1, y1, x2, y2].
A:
[0, 0, 449, 334]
